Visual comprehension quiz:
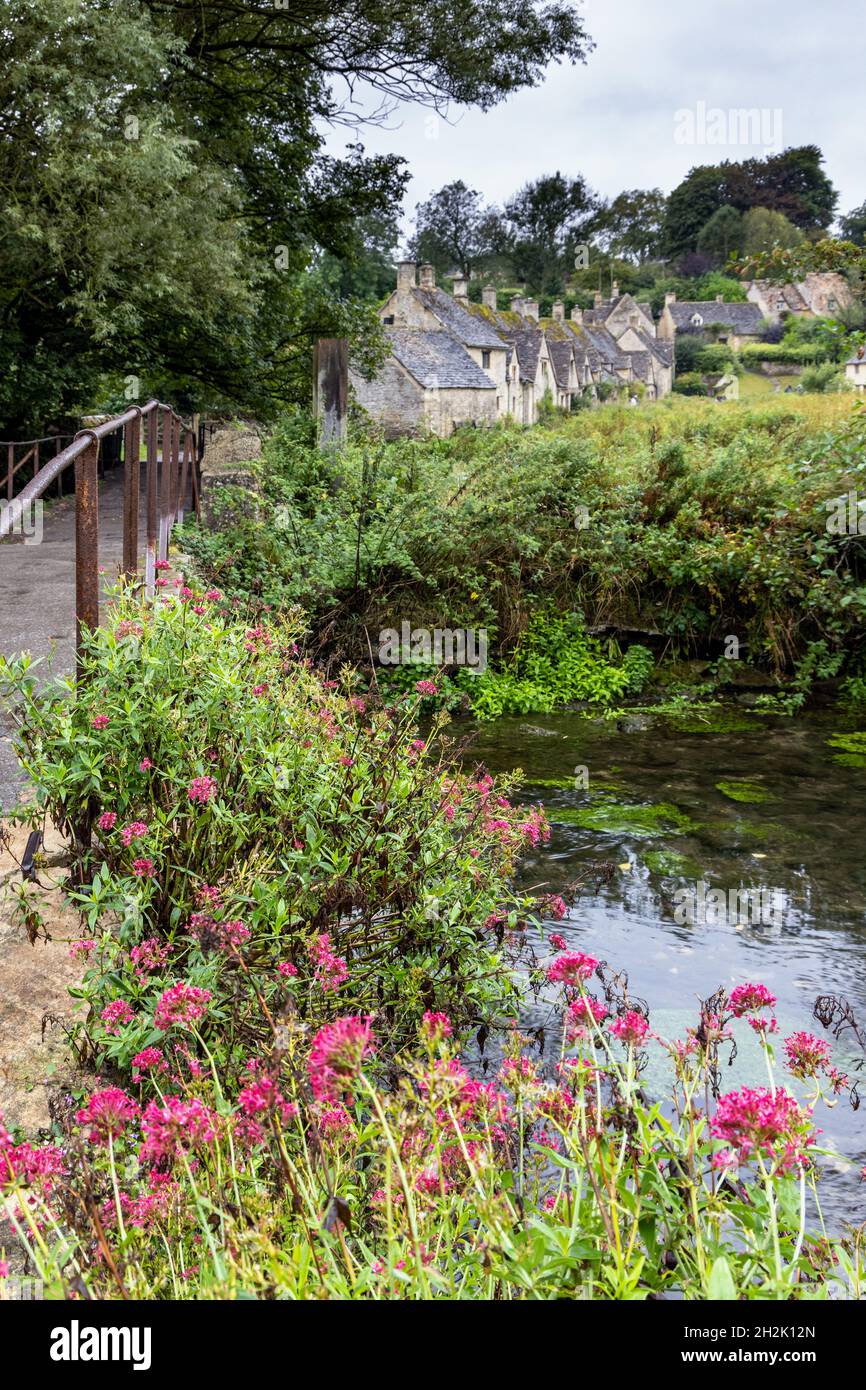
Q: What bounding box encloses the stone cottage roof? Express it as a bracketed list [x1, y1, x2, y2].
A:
[546, 339, 576, 389]
[667, 301, 763, 334]
[637, 330, 674, 366]
[387, 328, 495, 391]
[413, 288, 505, 349]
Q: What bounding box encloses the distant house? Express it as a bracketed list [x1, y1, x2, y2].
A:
[657, 293, 764, 350]
[845, 347, 866, 391]
[745, 273, 853, 324]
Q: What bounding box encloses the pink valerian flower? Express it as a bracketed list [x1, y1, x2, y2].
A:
[220, 919, 251, 950]
[729, 982, 777, 1019]
[348, 696, 366, 714]
[278, 960, 298, 978]
[244, 626, 273, 652]
[139, 758, 154, 771]
[484, 911, 507, 932]
[114, 620, 144, 639]
[0, 1138, 65, 1190]
[307, 1016, 375, 1103]
[121, 820, 149, 847]
[132, 857, 155, 878]
[711, 1148, 739, 1173]
[315, 1103, 355, 1140]
[546, 951, 598, 987]
[139, 1095, 217, 1164]
[548, 932, 568, 951]
[499, 1056, 542, 1092]
[566, 995, 608, 1042]
[91, 714, 110, 730]
[68, 938, 96, 960]
[153, 981, 212, 1031]
[307, 933, 349, 993]
[710, 1086, 815, 1170]
[155, 559, 170, 572]
[610, 1010, 650, 1047]
[97, 811, 117, 831]
[234, 1068, 298, 1145]
[100, 999, 135, 1034]
[154, 577, 169, 589]
[415, 679, 438, 696]
[420, 1011, 453, 1043]
[131, 1047, 168, 1083]
[75, 1088, 139, 1144]
[188, 775, 217, 805]
[204, 589, 222, 602]
[783, 1032, 832, 1080]
[251, 683, 268, 697]
[129, 937, 171, 979]
[541, 895, 568, 921]
[195, 884, 223, 910]
[337, 753, 354, 768]
[0, 1261, 8, 1277]
[519, 806, 550, 847]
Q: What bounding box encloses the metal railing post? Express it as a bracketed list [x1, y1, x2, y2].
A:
[158, 406, 172, 563]
[74, 433, 100, 665]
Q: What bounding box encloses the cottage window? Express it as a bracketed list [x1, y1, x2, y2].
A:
[383, 314, 394, 325]
[482, 350, 491, 369]
[541, 359, 548, 375]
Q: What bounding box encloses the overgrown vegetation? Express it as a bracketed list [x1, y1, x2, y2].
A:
[181, 395, 866, 712]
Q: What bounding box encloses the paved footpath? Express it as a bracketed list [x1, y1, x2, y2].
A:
[0, 464, 148, 809]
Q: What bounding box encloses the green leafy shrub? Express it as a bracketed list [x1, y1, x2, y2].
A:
[0, 589, 548, 1064]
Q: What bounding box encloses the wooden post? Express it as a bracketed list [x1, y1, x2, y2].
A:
[74, 435, 100, 663]
[313, 338, 348, 450]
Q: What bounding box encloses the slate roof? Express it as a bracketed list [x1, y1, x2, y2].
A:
[637, 330, 674, 366]
[667, 301, 763, 334]
[412, 288, 505, 349]
[547, 339, 576, 389]
[387, 328, 495, 391]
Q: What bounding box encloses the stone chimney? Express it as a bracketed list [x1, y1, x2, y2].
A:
[629, 312, 639, 328]
[594, 291, 604, 309]
[482, 284, 498, 310]
[419, 263, 436, 290]
[451, 272, 468, 302]
[522, 299, 539, 322]
[510, 295, 524, 315]
[551, 300, 565, 323]
[397, 261, 417, 290]
[611, 280, 619, 299]
[664, 291, 677, 306]
[570, 305, 583, 325]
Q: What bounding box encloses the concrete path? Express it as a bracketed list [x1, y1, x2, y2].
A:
[0, 463, 149, 808]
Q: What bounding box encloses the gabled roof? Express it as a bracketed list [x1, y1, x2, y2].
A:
[636, 330, 674, 366]
[413, 288, 505, 349]
[667, 301, 763, 334]
[387, 328, 495, 391]
[547, 339, 577, 389]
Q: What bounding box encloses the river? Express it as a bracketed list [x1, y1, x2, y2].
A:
[465, 703, 866, 1229]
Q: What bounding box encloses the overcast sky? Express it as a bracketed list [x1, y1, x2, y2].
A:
[323, 0, 863, 241]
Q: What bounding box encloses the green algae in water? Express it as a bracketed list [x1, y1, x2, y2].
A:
[670, 711, 763, 734]
[644, 849, 703, 877]
[715, 779, 777, 804]
[521, 776, 577, 789]
[548, 800, 700, 838]
[827, 732, 866, 767]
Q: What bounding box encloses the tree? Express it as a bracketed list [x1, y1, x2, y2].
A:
[591, 189, 667, 262]
[696, 206, 743, 262]
[741, 208, 804, 256]
[840, 202, 866, 247]
[663, 165, 728, 258]
[408, 182, 505, 276]
[1, 0, 594, 428]
[505, 172, 600, 292]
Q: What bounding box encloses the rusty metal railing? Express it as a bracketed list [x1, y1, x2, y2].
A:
[0, 400, 199, 661]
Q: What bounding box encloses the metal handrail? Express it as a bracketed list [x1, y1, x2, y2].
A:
[0, 399, 200, 663]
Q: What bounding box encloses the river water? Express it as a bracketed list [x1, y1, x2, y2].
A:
[466, 704, 866, 1229]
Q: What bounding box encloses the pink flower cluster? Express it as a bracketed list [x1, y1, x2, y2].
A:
[139, 1095, 217, 1163]
[420, 1012, 453, 1043]
[75, 1088, 140, 1145]
[783, 1031, 832, 1081]
[307, 1016, 375, 1103]
[153, 981, 212, 1031]
[710, 1085, 815, 1170]
[188, 775, 217, 805]
[610, 1010, 650, 1048]
[546, 951, 598, 987]
[121, 820, 148, 847]
[307, 933, 349, 993]
[129, 937, 171, 980]
[101, 999, 135, 1034]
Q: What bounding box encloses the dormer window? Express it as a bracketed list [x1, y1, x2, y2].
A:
[690, 312, 704, 328]
[541, 359, 548, 375]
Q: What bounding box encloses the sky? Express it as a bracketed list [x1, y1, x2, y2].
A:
[322, 0, 863, 243]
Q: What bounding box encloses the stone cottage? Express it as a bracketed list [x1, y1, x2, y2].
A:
[846, 346, 866, 391]
[745, 273, 853, 324]
[657, 293, 764, 350]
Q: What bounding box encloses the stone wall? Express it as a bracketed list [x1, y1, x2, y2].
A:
[200, 427, 263, 527]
